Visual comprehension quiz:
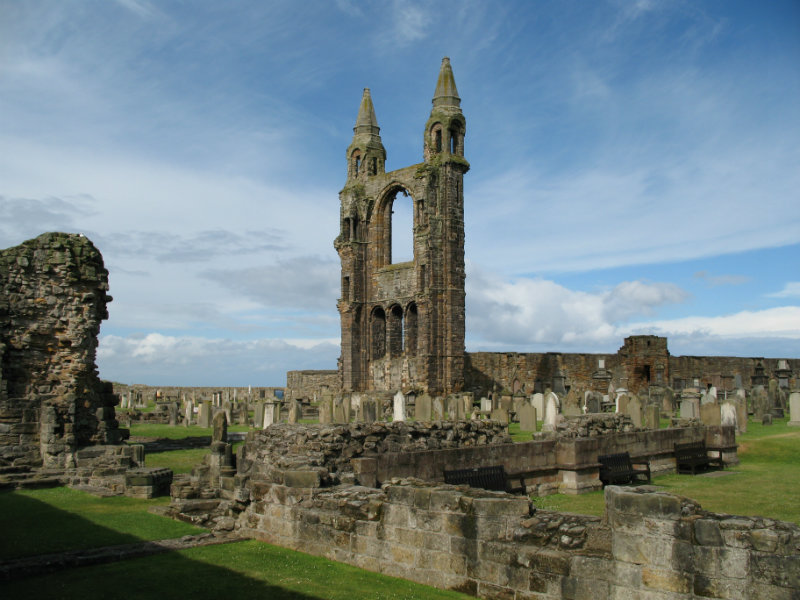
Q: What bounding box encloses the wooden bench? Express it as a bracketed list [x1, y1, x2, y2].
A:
[443, 465, 525, 494]
[598, 452, 651, 486]
[674, 441, 724, 475]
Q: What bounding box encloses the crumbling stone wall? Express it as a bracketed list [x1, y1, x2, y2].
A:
[466, 336, 796, 398]
[231, 481, 799, 599]
[285, 370, 339, 402]
[0, 233, 126, 470]
[237, 421, 511, 488]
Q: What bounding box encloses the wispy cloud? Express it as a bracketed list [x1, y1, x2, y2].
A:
[693, 271, 750, 287]
[767, 282, 800, 299]
[202, 256, 340, 311]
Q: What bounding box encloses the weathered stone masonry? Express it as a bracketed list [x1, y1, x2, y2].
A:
[337, 58, 468, 396]
[0, 233, 127, 469]
[0, 233, 165, 496]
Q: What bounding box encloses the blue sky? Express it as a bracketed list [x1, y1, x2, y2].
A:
[1, 0, 798, 386]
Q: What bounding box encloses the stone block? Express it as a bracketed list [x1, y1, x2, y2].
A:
[641, 567, 691, 594]
[282, 470, 321, 488]
[695, 518, 723, 546]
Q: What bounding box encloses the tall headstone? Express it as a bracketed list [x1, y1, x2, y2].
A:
[461, 395, 472, 418]
[721, 402, 737, 428]
[626, 395, 643, 428]
[519, 404, 537, 432]
[645, 404, 660, 429]
[480, 397, 492, 412]
[393, 391, 406, 422]
[542, 394, 558, 432]
[253, 402, 265, 428]
[531, 393, 544, 421]
[318, 398, 333, 424]
[198, 401, 212, 428]
[212, 410, 227, 443]
[416, 393, 432, 422]
[617, 392, 630, 415]
[333, 397, 348, 424]
[699, 402, 721, 427]
[788, 391, 800, 427]
[432, 397, 445, 420]
[288, 400, 302, 424]
[222, 400, 233, 426]
[183, 400, 193, 427]
[562, 389, 582, 417]
[168, 402, 178, 427]
[263, 402, 281, 428]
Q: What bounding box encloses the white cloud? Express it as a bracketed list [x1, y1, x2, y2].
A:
[98, 333, 340, 385]
[767, 282, 800, 299]
[466, 263, 687, 348]
[623, 306, 800, 340]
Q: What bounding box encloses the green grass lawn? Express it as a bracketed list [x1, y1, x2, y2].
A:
[0, 487, 203, 559]
[531, 418, 800, 524]
[129, 423, 250, 439]
[0, 540, 472, 600]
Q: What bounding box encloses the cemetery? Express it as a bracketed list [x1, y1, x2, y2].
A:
[1, 58, 799, 598]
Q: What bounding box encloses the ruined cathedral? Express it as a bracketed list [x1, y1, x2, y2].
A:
[336, 58, 468, 396]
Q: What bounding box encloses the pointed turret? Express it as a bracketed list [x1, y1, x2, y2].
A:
[354, 88, 380, 135]
[346, 88, 386, 180]
[424, 57, 467, 163]
[432, 57, 461, 109]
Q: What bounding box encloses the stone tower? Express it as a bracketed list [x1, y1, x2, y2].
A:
[336, 58, 469, 395]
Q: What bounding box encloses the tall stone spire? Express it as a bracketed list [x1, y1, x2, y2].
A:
[424, 57, 467, 161]
[354, 88, 380, 135]
[347, 88, 386, 180]
[432, 57, 461, 109]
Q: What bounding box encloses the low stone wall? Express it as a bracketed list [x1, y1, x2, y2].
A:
[234, 481, 799, 599]
[237, 421, 511, 487]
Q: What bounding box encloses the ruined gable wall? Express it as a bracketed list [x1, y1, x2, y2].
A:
[0, 233, 124, 469]
[285, 370, 340, 402]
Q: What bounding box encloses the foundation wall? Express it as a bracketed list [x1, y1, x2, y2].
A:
[238, 482, 799, 599]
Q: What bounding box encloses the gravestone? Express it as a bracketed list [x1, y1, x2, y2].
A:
[183, 400, 193, 427]
[531, 393, 544, 421]
[762, 413, 773, 426]
[359, 398, 377, 423]
[393, 391, 406, 422]
[168, 402, 178, 427]
[197, 401, 212, 428]
[253, 402, 265, 428]
[721, 402, 737, 428]
[645, 404, 660, 429]
[318, 398, 333, 424]
[562, 390, 582, 417]
[222, 400, 233, 425]
[480, 397, 492, 412]
[447, 395, 462, 420]
[416, 393, 432, 422]
[490, 408, 509, 425]
[700, 402, 721, 427]
[626, 395, 642, 427]
[333, 397, 348, 424]
[512, 396, 526, 419]
[263, 402, 281, 428]
[500, 394, 513, 412]
[519, 404, 537, 432]
[288, 400, 302, 424]
[735, 398, 747, 433]
[617, 392, 630, 415]
[432, 397, 445, 420]
[461, 395, 472, 418]
[212, 410, 227, 443]
[789, 392, 800, 427]
[542, 394, 558, 432]
[680, 392, 700, 419]
[585, 391, 602, 414]
[237, 403, 248, 425]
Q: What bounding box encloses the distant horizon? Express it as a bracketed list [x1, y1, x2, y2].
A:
[3, 1, 798, 387]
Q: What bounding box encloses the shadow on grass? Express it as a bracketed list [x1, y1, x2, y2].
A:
[0, 493, 324, 600]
